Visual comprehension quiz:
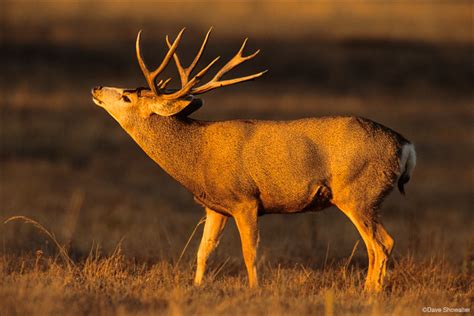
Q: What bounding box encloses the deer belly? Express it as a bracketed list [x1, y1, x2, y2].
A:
[258, 183, 332, 214]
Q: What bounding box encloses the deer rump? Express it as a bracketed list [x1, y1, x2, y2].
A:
[193, 116, 411, 216]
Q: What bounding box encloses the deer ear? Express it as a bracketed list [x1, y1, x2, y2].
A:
[174, 98, 203, 117]
[148, 96, 196, 117]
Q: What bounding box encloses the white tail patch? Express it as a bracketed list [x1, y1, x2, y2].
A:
[400, 143, 416, 179]
[397, 143, 416, 194]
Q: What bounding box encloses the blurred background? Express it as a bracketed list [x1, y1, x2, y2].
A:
[1, 1, 472, 268]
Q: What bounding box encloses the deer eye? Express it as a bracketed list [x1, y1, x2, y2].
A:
[121, 95, 131, 103]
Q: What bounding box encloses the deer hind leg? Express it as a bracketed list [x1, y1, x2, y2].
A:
[338, 207, 377, 291]
[339, 203, 394, 292]
[233, 205, 259, 288]
[371, 219, 394, 291]
[194, 207, 228, 286]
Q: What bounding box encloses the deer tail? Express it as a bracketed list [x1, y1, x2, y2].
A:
[398, 143, 416, 195]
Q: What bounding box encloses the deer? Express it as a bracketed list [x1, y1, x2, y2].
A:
[91, 28, 416, 292]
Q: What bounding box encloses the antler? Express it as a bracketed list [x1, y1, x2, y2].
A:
[190, 38, 268, 95]
[166, 27, 213, 87]
[166, 29, 267, 96]
[136, 28, 185, 94]
[160, 28, 220, 99]
[136, 28, 266, 99]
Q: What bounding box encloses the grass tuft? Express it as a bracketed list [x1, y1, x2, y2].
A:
[4, 216, 75, 269]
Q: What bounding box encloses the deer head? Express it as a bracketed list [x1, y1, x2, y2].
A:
[92, 28, 267, 124]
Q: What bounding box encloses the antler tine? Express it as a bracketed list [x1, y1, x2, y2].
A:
[159, 78, 172, 90]
[212, 38, 256, 80]
[165, 35, 186, 87]
[188, 27, 213, 77]
[191, 38, 267, 95]
[136, 28, 185, 94]
[162, 56, 221, 100]
[191, 70, 268, 95]
[165, 27, 213, 87]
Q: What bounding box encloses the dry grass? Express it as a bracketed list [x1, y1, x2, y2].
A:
[0, 216, 471, 316]
[1, 252, 471, 315]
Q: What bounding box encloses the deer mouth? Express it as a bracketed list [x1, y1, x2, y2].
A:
[91, 88, 104, 106]
[92, 95, 104, 106]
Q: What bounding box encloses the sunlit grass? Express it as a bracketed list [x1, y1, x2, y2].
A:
[1, 251, 470, 315]
[1, 216, 472, 315]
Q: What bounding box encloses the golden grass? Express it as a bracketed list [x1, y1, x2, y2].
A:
[4, 216, 74, 269]
[1, 208, 472, 316]
[1, 247, 471, 315]
[175, 216, 206, 268]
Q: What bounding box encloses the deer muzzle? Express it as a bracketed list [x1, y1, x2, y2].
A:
[91, 86, 104, 106]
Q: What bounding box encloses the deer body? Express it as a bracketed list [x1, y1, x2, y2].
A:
[117, 111, 408, 214]
[92, 28, 416, 292]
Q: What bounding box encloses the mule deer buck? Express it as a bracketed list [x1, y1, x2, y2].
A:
[92, 28, 416, 292]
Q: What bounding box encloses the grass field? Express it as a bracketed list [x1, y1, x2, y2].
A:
[1, 1, 473, 315]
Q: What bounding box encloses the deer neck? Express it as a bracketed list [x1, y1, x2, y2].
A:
[125, 115, 204, 192]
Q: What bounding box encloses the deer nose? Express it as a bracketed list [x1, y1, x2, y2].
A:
[92, 86, 103, 94]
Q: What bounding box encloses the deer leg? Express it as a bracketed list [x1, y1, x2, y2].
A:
[371, 219, 394, 291]
[234, 208, 259, 288]
[194, 207, 228, 286]
[337, 206, 378, 291]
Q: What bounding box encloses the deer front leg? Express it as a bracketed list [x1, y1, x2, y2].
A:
[194, 208, 228, 286]
[234, 207, 259, 288]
